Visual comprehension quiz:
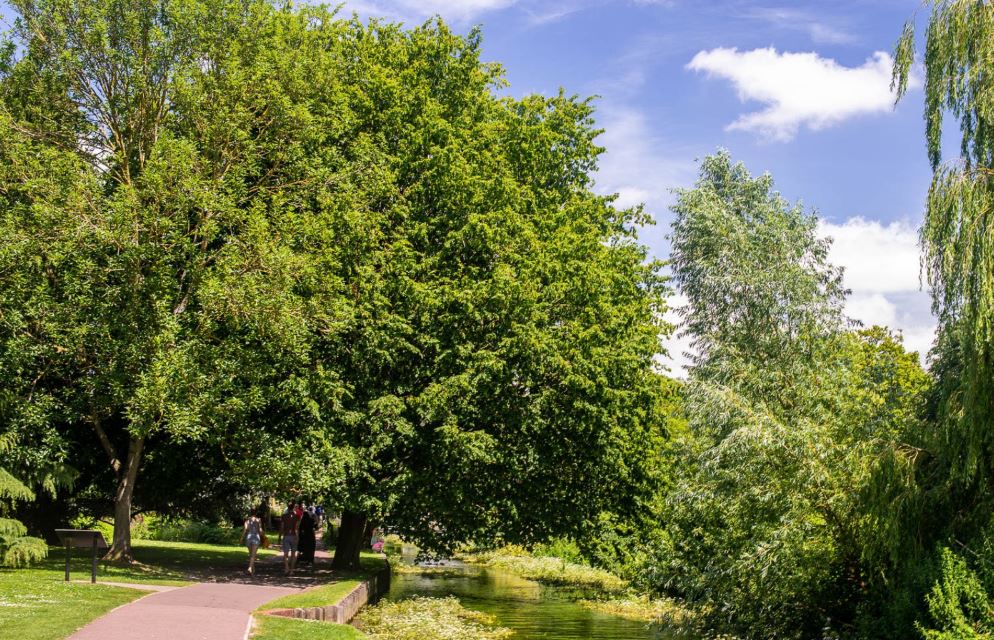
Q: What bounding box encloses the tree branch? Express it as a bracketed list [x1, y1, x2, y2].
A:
[91, 411, 122, 478]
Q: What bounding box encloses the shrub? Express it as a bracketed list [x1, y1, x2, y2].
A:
[917, 548, 994, 640]
[532, 537, 585, 565]
[147, 517, 240, 545]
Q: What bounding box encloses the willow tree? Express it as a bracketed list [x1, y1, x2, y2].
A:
[894, 1, 994, 503]
[666, 152, 929, 638]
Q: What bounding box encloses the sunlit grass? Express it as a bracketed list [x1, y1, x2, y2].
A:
[251, 615, 366, 639]
[259, 579, 362, 610]
[0, 538, 276, 640]
[257, 551, 386, 611]
[0, 567, 145, 640]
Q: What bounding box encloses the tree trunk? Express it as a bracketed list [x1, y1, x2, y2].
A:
[104, 436, 144, 562]
[331, 510, 367, 570]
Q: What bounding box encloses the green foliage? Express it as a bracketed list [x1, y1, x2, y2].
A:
[891, 0, 994, 507]
[532, 537, 586, 565]
[354, 596, 512, 640]
[463, 546, 626, 592]
[865, 4, 994, 636]
[0, 470, 46, 567]
[142, 516, 241, 545]
[0, 0, 671, 561]
[891, 0, 994, 497]
[665, 152, 930, 638]
[670, 150, 846, 379]
[918, 548, 994, 639]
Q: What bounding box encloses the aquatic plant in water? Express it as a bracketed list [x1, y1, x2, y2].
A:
[353, 596, 512, 640]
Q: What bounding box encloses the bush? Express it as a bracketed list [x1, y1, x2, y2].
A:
[532, 537, 585, 565]
[917, 548, 994, 640]
[146, 517, 241, 545]
[69, 513, 240, 545]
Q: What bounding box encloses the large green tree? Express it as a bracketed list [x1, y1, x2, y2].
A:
[0, 1, 671, 569]
[0, 0, 351, 560]
[859, 4, 994, 636]
[296, 21, 671, 570]
[665, 152, 929, 638]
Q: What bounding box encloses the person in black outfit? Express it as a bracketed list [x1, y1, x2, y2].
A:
[298, 507, 316, 565]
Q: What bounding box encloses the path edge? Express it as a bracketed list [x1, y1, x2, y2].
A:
[259, 561, 390, 624]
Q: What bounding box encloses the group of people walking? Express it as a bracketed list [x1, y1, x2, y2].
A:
[239, 500, 322, 576]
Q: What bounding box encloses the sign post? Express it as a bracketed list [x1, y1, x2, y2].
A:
[54, 529, 108, 584]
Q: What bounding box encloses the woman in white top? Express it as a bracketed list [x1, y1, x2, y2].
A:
[239, 509, 264, 575]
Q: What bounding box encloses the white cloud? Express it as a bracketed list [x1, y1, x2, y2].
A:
[744, 8, 856, 45]
[658, 294, 694, 376]
[820, 217, 936, 361]
[687, 48, 917, 141]
[819, 217, 922, 294]
[397, 0, 516, 19]
[846, 293, 898, 327]
[523, 4, 582, 26]
[808, 22, 855, 45]
[594, 106, 697, 218]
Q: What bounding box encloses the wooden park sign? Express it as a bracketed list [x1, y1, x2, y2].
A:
[54, 529, 108, 584]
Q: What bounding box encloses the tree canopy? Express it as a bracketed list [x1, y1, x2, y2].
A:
[665, 152, 928, 638]
[0, 0, 672, 568]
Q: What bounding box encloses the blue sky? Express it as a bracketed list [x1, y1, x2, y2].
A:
[340, 0, 935, 370]
[0, 0, 938, 370]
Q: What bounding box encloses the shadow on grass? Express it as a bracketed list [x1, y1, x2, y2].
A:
[38, 540, 387, 589]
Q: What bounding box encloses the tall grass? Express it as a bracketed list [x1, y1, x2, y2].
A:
[354, 596, 512, 640]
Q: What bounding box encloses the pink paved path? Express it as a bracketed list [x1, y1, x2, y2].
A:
[68, 582, 301, 640]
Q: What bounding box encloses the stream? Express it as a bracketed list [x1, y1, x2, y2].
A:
[385, 561, 665, 639]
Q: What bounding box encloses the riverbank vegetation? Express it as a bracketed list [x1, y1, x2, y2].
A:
[578, 597, 688, 624]
[459, 545, 626, 593]
[353, 597, 512, 640]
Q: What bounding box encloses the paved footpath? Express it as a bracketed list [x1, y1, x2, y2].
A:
[68, 582, 301, 640]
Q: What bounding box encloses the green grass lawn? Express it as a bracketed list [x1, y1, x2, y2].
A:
[251, 616, 366, 639]
[100, 539, 279, 584]
[29, 539, 280, 586]
[0, 539, 278, 640]
[0, 539, 385, 640]
[0, 567, 146, 640]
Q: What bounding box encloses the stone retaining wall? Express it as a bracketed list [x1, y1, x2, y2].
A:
[265, 563, 391, 624]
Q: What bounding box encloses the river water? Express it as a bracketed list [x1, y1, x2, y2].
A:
[386, 563, 663, 639]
